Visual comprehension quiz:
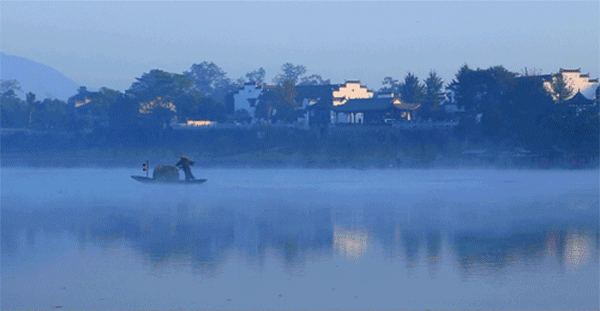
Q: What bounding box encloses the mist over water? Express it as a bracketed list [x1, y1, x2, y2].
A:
[2, 168, 598, 309]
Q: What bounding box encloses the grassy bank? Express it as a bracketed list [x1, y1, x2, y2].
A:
[2, 127, 597, 169]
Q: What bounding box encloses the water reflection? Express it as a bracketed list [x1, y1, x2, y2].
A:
[453, 228, 547, 275]
[254, 206, 333, 269]
[333, 207, 368, 260]
[564, 232, 593, 269]
[2, 198, 598, 276]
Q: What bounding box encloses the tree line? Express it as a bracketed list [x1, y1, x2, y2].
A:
[1, 62, 598, 155]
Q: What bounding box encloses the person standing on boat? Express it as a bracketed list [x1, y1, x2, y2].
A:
[176, 155, 196, 181]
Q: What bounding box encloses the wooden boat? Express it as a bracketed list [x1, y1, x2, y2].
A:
[131, 175, 207, 184]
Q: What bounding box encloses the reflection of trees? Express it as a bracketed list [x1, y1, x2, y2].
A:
[2, 202, 334, 272]
[426, 230, 442, 260]
[1, 210, 20, 253]
[85, 205, 236, 270]
[401, 230, 422, 266]
[453, 229, 547, 274]
[363, 206, 442, 268]
[255, 207, 333, 267]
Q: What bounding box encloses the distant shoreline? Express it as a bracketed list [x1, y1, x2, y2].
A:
[2, 151, 598, 170]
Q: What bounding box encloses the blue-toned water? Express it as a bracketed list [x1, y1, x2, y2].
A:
[2, 168, 598, 309]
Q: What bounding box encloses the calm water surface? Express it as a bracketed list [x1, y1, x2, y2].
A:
[2, 168, 598, 309]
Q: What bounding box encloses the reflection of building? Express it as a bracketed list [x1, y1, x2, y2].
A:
[334, 225, 368, 260]
[564, 232, 592, 269]
[333, 207, 368, 260]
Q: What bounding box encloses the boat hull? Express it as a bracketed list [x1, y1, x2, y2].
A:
[131, 175, 207, 184]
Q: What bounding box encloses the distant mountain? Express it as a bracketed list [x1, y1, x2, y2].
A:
[1, 52, 80, 101]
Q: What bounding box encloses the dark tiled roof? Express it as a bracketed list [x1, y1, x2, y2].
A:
[560, 68, 581, 73]
[589, 79, 598, 83]
[521, 74, 552, 82]
[393, 103, 421, 110]
[233, 83, 261, 95]
[262, 85, 278, 91]
[306, 100, 332, 110]
[295, 84, 338, 102]
[565, 91, 595, 107]
[332, 98, 394, 112]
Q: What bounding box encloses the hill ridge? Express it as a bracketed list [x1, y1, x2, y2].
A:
[1, 52, 80, 101]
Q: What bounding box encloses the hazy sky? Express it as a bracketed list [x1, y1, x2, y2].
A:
[2, 1, 598, 92]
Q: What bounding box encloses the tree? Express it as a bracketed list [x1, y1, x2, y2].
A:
[400, 72, 424, 103]
[1, 89, 27, 128]
[550, 72, 574, 104]
[26, 92, 36, 128]
[0, 79, 22, 96]
[520, 67, 543, 77]
[255, 88, 282, 121]
[127, 69, 192, 119]
[472, 66, 518, 140]
[423, 71, 444, 111]
[451, 65, 521, 141]
[299, 74, 330, 86]
[184, 62, 238, 103]
[232, 109, 251, 123]
[83, 87, 123, 119]
[30, 98, 68, 130]
[453, 65, 517, 114]
[255, 82, 298, 123]
[244, 67, 266, 85]
[97, 87, 121, 111]
[108, 94, 140, 130]
[505, 76, 555, 147]
[453, 64, 478, 111]
[281, 79, 297, 106]
[128, 69, 192, 102]
[173, 91, 226, 122]
[379, 77, 400, 94]
[151, 105, 176, 128]
[272, 63, 306, 85]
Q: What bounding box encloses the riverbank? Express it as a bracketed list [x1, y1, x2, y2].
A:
[2, 149, 597, 170]
[2, 127, 597, 169]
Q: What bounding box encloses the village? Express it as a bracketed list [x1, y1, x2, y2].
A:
[2, 65, 599, 169]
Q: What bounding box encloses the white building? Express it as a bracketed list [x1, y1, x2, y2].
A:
[542, 68, 599, 101]
[332, 80, 374, 106]
[441, 83, 465, 116]
[232, 82, 264, 123]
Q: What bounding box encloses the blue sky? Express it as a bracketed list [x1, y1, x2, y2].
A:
[2, 1, 598, 92]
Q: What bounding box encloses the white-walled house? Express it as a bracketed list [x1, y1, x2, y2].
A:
[232, 82, 264, 123]
[332, 80, 374, 106]
[542, 68, 599, 101]
[440, 83, 465, 116]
